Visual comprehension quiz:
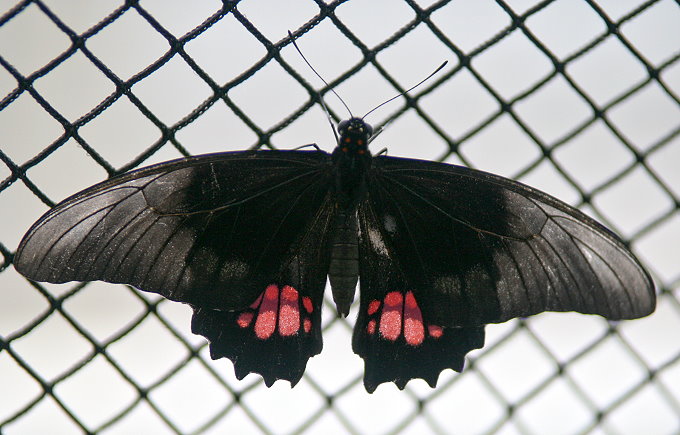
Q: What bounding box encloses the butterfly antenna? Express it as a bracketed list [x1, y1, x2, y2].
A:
[317, 86, 340, 143]
[288, 31, 353, 143]
[362, 60, 448, 121]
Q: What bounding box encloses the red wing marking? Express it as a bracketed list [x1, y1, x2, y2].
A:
[379, 291, 403, 341]
[250, 292, 264, 309]
[403, 292, 424, 346]
[278, 285, 300, 336]
[237, 312, 254, 328]
[365, 290, 442, 346]
[236, 284, 312, 340]
[302, 296, 313, 313]
[367, 300, 381, 315]
[255, 285, 279, 339]
[367, 319, 376, 335]
[428, 325, 443, 338]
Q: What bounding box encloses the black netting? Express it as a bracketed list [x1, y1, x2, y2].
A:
[1, 0, 679, 433]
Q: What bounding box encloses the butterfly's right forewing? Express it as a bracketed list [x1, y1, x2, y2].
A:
[363, 155, 655, 327]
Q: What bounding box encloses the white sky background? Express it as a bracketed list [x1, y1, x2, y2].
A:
[0, 0, 679, 433]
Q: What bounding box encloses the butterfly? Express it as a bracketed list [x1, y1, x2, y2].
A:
[14, 116, 655, 393]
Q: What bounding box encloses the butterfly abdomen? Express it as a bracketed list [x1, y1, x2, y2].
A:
[328, 207, 359, 316]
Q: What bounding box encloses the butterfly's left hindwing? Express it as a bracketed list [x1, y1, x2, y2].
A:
[191, 193, 335, 386]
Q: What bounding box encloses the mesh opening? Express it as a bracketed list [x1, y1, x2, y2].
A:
[1, 0, 679, 433]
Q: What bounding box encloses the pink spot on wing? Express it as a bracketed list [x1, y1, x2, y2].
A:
[303, 318, 311, 333]
[367, 319, 376, 335]
[428, 325, 443, 339]
[379, 291, 403, 341]
[254, 285, 279, 339]
[404, 291, 418, 308]
[237, 312, 253, 328]
[250, 292, 264, 309]
[384, 291, 403, 306]
[367, 300, 380, 315]
[281, 286, 298, 302]
[403, 292, 424, 346]
[264, 285, 278, 300]
[302, 296, 313, 313]
[278, 286, 300, 336]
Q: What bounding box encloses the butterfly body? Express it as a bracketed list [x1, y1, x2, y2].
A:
[14, 118, 655, 392]
[328, 118, 373, 316]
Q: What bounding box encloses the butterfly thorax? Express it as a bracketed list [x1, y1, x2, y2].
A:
[328, 118, 373, 316]
[332, 118, 373, 208]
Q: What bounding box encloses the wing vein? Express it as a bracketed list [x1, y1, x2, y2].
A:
[80, 200, 152, 279]
[41, 187, 142, 280]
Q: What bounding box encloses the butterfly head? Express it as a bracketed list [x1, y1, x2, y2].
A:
[337, 118, 373, 156]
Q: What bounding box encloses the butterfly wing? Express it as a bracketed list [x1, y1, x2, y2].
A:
[355, 200, 485, 392]
[362, 155, 655, 326]
[191, 199, 333, 386]
[353, 155, 655, 391]
[15, 150, 337, 385]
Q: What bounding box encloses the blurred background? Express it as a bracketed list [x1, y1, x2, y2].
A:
[0, 0, 678, 433]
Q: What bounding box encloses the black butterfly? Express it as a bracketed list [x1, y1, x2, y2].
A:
[14, 117, 655, 392]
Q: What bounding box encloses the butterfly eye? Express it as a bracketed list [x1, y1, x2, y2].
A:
[338, 120, 349, 133]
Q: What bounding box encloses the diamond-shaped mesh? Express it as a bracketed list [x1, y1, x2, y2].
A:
[1, 0, 679, 433]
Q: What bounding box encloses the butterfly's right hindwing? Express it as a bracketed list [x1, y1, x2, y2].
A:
[354, 200, 485, 392]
